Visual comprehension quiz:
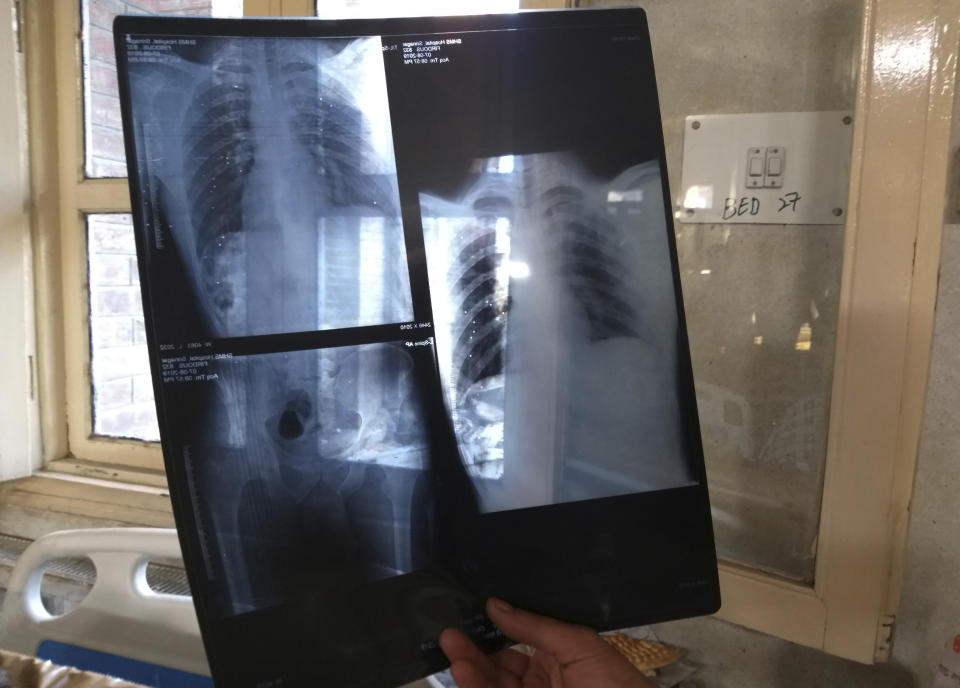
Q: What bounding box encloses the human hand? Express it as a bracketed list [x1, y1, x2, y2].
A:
[438, 599, 658, 688]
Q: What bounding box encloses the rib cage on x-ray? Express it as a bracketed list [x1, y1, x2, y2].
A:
[135, 36, 412, 338]
[543, 184, 644, 342]
[422, 153, 695, 511]
[421, 176, 516, 478]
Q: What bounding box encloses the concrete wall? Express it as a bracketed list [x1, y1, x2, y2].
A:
[572, 0, 960, 684]
[0, 0, 40, 480]
[650, 213, 960, 688]
[580, 0, 859, 582]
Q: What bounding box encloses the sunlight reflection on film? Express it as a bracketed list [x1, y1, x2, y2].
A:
[421, 152, 697, 513]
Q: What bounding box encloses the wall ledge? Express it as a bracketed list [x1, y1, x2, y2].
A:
[0, 474, 173, 542]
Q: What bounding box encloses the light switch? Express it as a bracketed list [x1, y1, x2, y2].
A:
[680, 111, 852, 225]
[764, 146, 784, 188]
[746, 147, 764, 188]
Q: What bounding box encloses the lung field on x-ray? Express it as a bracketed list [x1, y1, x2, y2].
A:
[421, 152, 696, 512]
[129, 36, 413, 338]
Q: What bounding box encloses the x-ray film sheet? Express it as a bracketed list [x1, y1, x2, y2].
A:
[116, 11, 719, 688]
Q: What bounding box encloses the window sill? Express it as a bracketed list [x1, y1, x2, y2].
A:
[0, 473, 173, 542]
[43, 458, 169, 490]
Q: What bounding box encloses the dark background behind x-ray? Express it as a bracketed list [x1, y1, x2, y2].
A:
[383, 27, 665, 198]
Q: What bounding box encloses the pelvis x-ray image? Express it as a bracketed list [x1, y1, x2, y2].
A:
[128, 35, 412, 337]
[421, 153, 696, 513]
[179, 343, 431, 615]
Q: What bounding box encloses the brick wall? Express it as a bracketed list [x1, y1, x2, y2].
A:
[84, 1, 239, 440]
[88, 214, 160, 440]
[84, 0, 230, 177]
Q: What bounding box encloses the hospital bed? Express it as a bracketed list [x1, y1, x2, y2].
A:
[0, 527, 432, 687]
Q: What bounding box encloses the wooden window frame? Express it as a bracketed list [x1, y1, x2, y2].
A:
[20, 0, 958, 663]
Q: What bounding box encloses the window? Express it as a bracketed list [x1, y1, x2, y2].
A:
[84, 2, 243, 446]
[87, 213, 158, 441]
[22, 0, 955, 666]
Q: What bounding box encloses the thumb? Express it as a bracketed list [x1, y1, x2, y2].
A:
[485, 598, 602, 660]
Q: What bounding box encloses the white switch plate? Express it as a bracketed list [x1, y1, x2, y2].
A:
[678, 111, 853, 225]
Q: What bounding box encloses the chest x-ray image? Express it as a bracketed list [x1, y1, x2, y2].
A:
[128, 34, 412, 338]
[421, 153, 695, 513]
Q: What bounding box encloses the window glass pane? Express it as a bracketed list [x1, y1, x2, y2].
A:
[87, 213, 159, 441]
[315, 0, 519, 18]
[579, 0, 860, 582]
[82, 0, 244, 179]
